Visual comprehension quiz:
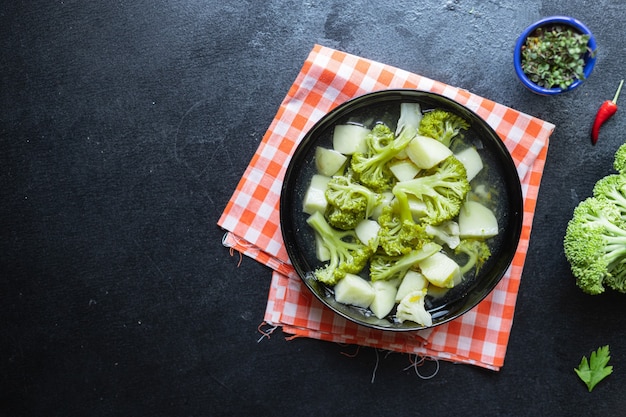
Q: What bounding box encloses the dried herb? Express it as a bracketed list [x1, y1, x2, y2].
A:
[521, 25, 592, 90]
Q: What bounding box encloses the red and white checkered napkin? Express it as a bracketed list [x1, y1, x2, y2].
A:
[218, 44, 554, 370]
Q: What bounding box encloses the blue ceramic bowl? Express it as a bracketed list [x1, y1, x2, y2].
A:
[514, 16, 597, 95]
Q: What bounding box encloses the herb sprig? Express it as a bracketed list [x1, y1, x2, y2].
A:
[574, 345, 613, 392]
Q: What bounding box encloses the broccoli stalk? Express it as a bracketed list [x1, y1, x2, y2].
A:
[564, 197, 626, 295]
[392, 156, 470, 225]
[425, 221, 461, 249]
[350, 123, 413, 192]
[324, 173, 382, 230]
[454, 239, 492, 275]
[418, 108, 470, 148]
[306, 211, 373, 286]
[395, 102, 423, 140]
[369, 242, 442, 282]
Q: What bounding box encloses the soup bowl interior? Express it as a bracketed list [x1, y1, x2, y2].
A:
[280, 89, 523, 331]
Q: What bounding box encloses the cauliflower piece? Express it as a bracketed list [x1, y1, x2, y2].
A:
[396, 289, 432, 327]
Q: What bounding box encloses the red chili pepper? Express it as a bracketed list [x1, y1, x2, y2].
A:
[591, 79, 624, 145]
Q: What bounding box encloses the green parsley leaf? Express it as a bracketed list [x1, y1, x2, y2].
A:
[574, 345, 613, 392]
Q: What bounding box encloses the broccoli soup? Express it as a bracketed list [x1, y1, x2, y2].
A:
[280, 90, 522, 330]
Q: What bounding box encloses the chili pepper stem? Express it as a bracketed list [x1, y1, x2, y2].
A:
[612, 79, 624, 103]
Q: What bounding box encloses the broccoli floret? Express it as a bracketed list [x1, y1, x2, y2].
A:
[454, 239, 492, 275]
[325, 207, 361, 231]
[350, 123, 413, 192]
[614, 142, 626, 173]
[418, 108, 470, 148]
[593, 174, 626, 216]
[376, 204, 430, 256]
[392, 156, 470, 225]
[369, 242, 441, 282]
[306, 211, 373, 286]
[564, 197, 626, 295]
[605, 261, 626, 293]
[324, 174, 382, 230]
[395, 289, 432, 326]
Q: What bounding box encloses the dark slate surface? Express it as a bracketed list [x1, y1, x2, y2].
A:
[3, 1, 626, 416]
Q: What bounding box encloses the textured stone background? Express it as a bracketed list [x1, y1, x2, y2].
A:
[2, 1, 626, 415]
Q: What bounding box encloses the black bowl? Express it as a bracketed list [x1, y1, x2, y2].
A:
[280, 89, 523, 331]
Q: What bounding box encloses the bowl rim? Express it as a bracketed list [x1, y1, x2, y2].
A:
[279, 89, 524, 332]
[513, 15, 597, 95]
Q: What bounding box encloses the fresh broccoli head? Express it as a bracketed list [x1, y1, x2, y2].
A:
[306, 211, 373, 286]
[563, 197, 626, 295]
[350, 123, 413, 192]
[593, 174, 626, 216]
[369, 242, 442, 282]
[324, 173, 382, 230]
[392, 156, 470, 225]
[454, 239, 492, 275]
[418, 108, 470, 148]
[376, 204, 431, 256]
[614, 142, 626, 173]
